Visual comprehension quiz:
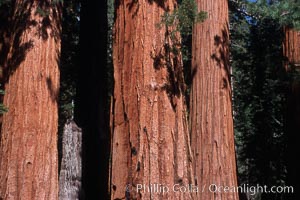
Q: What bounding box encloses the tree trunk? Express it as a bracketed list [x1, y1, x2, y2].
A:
[110, 0, 194, 199]
[59, 120, 82, 200]
[283, 28, 300, 200]
[283, 28, 300, 69]
[0, 1, 61, 199]
[190, 0, 239, 199]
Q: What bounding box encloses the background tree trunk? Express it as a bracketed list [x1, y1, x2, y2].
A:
[283, 28, 300, 69]
[59, 120, 82, 200]
[284, 28, 300, 200]
[0, 1, 61, 199]
[190, 0, 239, 199]
[111, 0, 194, 199]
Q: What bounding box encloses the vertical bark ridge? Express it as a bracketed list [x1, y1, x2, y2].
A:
[0, 1, 61, 199]
[191, 0, 239, 199]
[111, 0, 194, 199]
[283, 28, 300, 69]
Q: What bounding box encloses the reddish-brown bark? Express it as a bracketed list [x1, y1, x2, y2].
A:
[283, 28, 300, 69]
[110, 0, 194, 199]
[190, 0, 239, 199]
[0, 1, 61, 199]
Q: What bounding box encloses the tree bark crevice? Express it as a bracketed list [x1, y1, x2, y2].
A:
[111, 1, 194, 199]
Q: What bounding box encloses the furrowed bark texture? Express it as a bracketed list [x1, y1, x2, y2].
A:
[0, 1, 61, 199]
[59, 120, 82, 200]
[190, 0, 239, 199]
[284, 28, 300, 68]
[284, 28, 300, 200]
[111, 0, 194, 199]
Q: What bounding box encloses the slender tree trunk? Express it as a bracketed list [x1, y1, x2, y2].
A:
[283, 28, 300, 200]
[110, 0, 194, 199]
[0, 1, 61, 199]
[59, 120, 82, 200]
[190, 0, 239, 199]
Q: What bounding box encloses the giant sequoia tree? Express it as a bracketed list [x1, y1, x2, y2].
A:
[190, 0, 239, 199]
[284, 28, 300, 68]
[110, 0, 194, 199]
[0, 0, 61, 199]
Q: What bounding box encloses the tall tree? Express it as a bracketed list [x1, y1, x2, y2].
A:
[0, 0, 61, 199]
[284, 27, 300, 200]
[190, 0, 239, 199]
[110, 0, 194, 199]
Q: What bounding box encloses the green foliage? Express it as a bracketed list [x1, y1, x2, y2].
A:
[36, 0, 64, 17]
[58, 0, 80, 123]
[36, 6, 50, 17]
[287, 66, 300, 82]
[156, 0, 207, 105]
[159, 0, 207, 36]
[0, 105, 7, 114]
[52, 0, 63, 4]
[230, 4, 300, 198]
[231, 7, 288, 199]
[0, 87, 7, 114]
[107, 0, 114, 97]
[176, 0, 207, 35]
[244, 0, 300, 29]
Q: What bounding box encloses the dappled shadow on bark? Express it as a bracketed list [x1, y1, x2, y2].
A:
[0, 0, 62, 141]
[0, 2, 11, 140]
[0, 1, 30, 132]
[190, 25, 231, 92]
[125, 0, 139, 17]
[115, 0, 170, 15]
[46, 75, 60, 103]
[0, 0, 62, 85]
[0, 1, 33, 85]
[151, 28, 186, 110]
[147, 0, 170, 11]
[211, 25, 231, 86]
